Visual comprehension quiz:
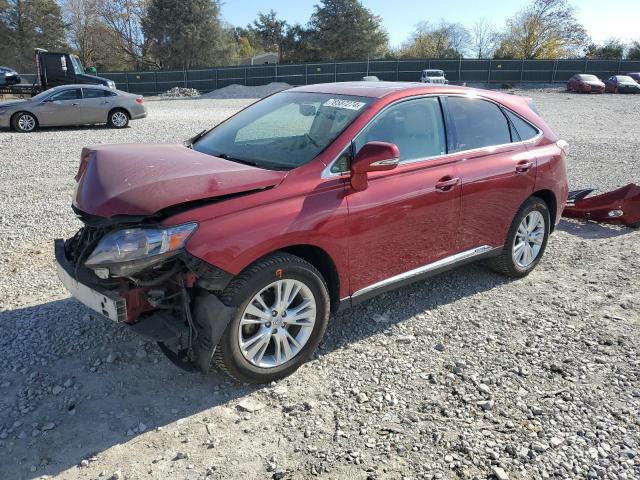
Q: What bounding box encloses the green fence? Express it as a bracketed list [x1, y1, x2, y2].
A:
[20, 58, 640, 96]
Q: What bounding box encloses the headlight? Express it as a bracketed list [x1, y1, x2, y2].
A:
[84, 223, 197, 273]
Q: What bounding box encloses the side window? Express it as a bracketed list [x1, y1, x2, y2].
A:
[104, 90, 118, 97]
[504, 110, 539, 142]
[49, 89, 81, 101]
[83, 89, 105, 99]
[447, 97, 511, 152]
[354, 97, 447, 162]
[330, 147, 352, 174]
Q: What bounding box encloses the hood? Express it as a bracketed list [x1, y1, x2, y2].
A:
[76, 73, 112, 86]
[585, 81, 604, 87]
[73, 143, 288, 217]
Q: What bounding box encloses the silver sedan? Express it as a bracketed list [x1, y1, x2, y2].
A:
[0, 84, 147, 132]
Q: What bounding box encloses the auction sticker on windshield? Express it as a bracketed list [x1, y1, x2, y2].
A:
[323, 98, 367, 110]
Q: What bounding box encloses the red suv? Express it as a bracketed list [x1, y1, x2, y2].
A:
[56, 82, 568, 383]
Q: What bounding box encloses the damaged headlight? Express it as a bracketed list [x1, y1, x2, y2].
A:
[84, 223, 197, 275]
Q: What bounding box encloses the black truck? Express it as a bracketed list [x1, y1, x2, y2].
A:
[0, 49, 115, 97]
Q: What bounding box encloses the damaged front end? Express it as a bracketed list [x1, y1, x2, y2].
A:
[563, 183, 640, 228]
[55, 210, 236, 372]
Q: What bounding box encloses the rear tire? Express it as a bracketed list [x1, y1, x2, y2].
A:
[108, 109, 129, 128]
[11, 112, 37, 132]
[487, 197, 550, 278]
[213, 253, 330, 384]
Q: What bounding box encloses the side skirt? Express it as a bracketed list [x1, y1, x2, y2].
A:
[345, 245, 502, 307]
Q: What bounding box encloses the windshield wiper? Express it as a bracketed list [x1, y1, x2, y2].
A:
[217, 153, 261, 167]
[184, 129, 207, 148]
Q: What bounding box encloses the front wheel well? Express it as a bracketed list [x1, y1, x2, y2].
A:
[531, 189, 557, 232]
[279, 245, 341, 313]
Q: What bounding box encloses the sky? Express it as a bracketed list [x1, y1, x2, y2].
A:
[220, 0, 639, 48]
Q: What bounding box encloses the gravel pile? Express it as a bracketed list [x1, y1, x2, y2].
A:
[159, 86, 200, 98]
[200, 82, 290, 99]
[0, 90, 638, 479]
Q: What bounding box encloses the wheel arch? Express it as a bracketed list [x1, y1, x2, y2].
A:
[531, 189, 557, 232]
[276, 244, 341, 313]
[108, 106, 131, 119]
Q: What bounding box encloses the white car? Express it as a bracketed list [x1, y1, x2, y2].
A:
[420, 69, 448, 84]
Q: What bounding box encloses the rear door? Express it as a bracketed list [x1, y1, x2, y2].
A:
[443, 95, 537, 251]
[345, 96, 461, 298]
[80, 88, 109, 124]
[32, 88, 82, 126]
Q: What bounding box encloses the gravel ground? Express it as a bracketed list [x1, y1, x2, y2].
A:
[0, 89, 638, 480]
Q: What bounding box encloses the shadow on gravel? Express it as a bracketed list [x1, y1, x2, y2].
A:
[0, 261, 508, 479]
[0, 299, 255, 479]
[557, 218, 636, 239]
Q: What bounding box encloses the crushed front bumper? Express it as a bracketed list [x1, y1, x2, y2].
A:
[562, 184, 640, 228]
[55, 239, 127, 321]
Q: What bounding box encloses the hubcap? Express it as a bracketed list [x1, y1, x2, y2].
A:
[238, 279, 316, 368]
[513, 211, 545, 268]
[112, 112, 127, 127]
[18, 115, 35, 131]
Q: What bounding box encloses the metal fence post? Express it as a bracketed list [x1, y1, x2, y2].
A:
[487, 60, 492, 83]
[617, 58, 622, 74]
[275, 63, 278, 82]
[584, 59, 588, 73]
[552, 60, 557, 83]
[154, 71, 159, 95]
[520, 60, 524, 84]
[214, 68, 218, 90]
[244, 67, 247, 85]
[396, 59, 400, 81]
[458, 57, 462, 83]
[334, 62, 337, 82]
[125, 71, 130, 93]
[183, 68, 187, 88]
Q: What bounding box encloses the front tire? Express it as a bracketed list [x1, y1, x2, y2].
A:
[108, 109, 129, 128]
[213, 253, 330, 384]
[488, 197, 550, 278]
[11, 112, 37, 132]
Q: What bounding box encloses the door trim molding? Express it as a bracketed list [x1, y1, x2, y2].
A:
[350, 245, 500, 304]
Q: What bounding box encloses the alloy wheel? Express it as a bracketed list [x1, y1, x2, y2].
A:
[18, 114, 35, 132]
[512, 211, 545, 269]
[111, 111, 128, 127]
[237, 279, 316, 368]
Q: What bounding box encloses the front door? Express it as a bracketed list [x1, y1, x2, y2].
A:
[345, 97, 461, 297]
[443, 96, 537, 251]
[32, 88, 82, 126]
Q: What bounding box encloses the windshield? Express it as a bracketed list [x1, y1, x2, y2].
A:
[193, 91, 373, 170]
[70, 55, 84, 75]
[31, 89, 57, 101]
[616, 76, 635, 83]
[425, 71, 444, 77]
[579, 75, 598, 81]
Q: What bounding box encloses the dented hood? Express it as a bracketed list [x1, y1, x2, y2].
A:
[73, 143, 287, 217]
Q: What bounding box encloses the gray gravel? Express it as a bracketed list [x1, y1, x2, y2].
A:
[0, 90, 639, 479]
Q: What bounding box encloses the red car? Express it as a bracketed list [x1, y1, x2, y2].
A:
[56, 82, 568, 383]
[566, 74, 605, 93]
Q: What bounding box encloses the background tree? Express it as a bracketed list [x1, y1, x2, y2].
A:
[0, 0, 68, 70]
[625, 41, 640, 60]
[249, 10, 287, 60]
[585, 38, 625, 59]
[142, 0, 235, 69]
[98, 0, 148, 69]
[470, 18, 498, 59]
[306, 0, 388, 60]
[494, 0, 587, 59]
[399, 21, 470, 59]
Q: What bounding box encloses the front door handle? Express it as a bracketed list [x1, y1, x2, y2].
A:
[71, 102, 79, 106]
[435, 177, 460, 192]
[516, 160, 533, 173]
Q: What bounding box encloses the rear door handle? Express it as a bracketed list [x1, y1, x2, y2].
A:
[516, 160, 533, 173]
[435, 177, 460, 191]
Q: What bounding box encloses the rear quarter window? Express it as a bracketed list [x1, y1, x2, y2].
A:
[504, 110, 540, 142]
[447, 96, 511, 151]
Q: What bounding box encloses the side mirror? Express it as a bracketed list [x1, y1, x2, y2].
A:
[350, 141, 400, 191]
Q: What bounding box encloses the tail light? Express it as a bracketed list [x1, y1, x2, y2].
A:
[135, 97, 144, 104]
[557, 140, 569, 154]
